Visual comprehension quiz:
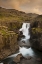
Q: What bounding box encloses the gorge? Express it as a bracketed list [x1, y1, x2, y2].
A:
[0, 22, 42, 64]
[0, 7, 42, 64]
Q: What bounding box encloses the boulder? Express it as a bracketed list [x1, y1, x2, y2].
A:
[13, 54, 24, 63]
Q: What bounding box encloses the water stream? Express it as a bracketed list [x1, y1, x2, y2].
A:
[1, 23, 42, 64]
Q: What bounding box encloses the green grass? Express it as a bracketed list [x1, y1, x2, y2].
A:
[0, 11, 31, 22]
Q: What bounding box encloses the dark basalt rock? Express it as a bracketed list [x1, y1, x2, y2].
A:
[30, 21, 42, 51]
[36, 58, 41, 62]
[17, 31, 25, 41]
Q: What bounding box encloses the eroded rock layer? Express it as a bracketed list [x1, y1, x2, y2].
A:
[0, 25, 19, 60]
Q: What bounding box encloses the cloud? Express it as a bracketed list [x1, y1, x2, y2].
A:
[0, 0, 42, 14]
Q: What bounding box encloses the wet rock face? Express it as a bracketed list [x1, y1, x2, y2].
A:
[0, 28, 19, 60]
[30, 21, 42, 51]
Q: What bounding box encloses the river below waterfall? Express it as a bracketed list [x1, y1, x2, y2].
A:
[1, 23, 42, 64]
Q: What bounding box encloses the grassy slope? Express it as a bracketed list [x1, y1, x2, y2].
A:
[0, 7, 38, 22]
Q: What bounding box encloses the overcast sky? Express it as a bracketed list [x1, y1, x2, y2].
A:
[0, 0, 42, 14]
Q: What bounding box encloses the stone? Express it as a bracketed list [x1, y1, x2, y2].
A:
[22, 41, 25, 43]
[13, 54, 24, 63]
[27, 56, 32, 60]
[17, 31, 25, 41]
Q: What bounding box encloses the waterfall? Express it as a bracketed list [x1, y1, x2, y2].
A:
[19, 23, 30, 39]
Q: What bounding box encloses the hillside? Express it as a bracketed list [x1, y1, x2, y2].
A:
[0, 7, 38, 22]
[34, 15, 42, 21]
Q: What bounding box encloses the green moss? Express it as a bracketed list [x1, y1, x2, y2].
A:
[32, 28, 42, 34]
[0, 28, 17, 36]
[0, 29, 7, 35]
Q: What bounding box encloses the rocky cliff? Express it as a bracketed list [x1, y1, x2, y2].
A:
[0, 21, 22, 33]
[30, 20, 42, 51]
[0, 26, 19, 60]
[0, 13, 23, 60]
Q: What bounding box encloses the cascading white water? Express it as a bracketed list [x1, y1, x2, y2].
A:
[19, 23, 30, 39]
[9, 23, 34, 58]
[0, 63, 3, 64]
